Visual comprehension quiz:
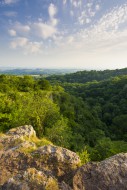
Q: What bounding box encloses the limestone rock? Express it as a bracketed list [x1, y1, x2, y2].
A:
[73, 153, 127, 190]
[6, 125, 36, 140]
[1, 168, 59, 190]
[32, 145, 80, 165]
[0, 125, 36, 150]
[32, 145, 80, 178]
[0, 125, 80, 189]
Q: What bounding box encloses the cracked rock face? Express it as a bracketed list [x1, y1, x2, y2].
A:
[73, 153, 127, 190]
[0, 125, 80, 190]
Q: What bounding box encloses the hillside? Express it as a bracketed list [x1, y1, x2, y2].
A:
[47, 68, 127, 161]
[62, 75, 127, 141]
[1, 74, 127, 162]
[47, 68, 127, 83]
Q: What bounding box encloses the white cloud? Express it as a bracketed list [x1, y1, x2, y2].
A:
[8, 2, 58, 50]
[4, 0, 19, 5]
[9, 22, 30, 36]
[95, 4, 127, 33]
[87, 3, 93, 8]
[95, 4, 100, 11]
[72, 1, 77, 8]
[63, 0, 67, 5]
[9, 20, 58, 42]
[10, 37, 42, 54]
[25, 42, 42, 54]
[8, 29, 16, 36]
[14, 22, 30, 34]
[86, 18, 91, 24]
[3, 1, 127, 69]
[32, 22, 57, 39]
[31, 3, 58, 40]
[78, 1, 100, 25]
[52, 3, 127, 57]
[70, 0, 82, 8]
[10, 37, 28, 49]
[48, 3, 57, 18]
[50, 18, 58, 26]
[78, 11, 92, 25]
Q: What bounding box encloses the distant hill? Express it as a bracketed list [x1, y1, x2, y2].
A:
[0, 68, 81, 76]
[47, 68, 127, 83]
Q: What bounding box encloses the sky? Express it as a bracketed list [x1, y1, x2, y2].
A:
[0, 0, 127, 69]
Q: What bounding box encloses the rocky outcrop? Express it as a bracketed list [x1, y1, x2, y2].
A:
[73, 153, 127, 190]
[6, 125, 36, 139]
[1, 125, 127, 190]
[0, 125, 36, 151]
[0, 125, 80, 189]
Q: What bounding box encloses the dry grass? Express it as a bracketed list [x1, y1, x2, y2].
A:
[23, 136, 53, 147]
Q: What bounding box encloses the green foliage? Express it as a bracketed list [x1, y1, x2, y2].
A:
[89, 138, 114, 161]
[38, 79, 52, 90]
[45, 117, 72, 148]
[47, 70, 127, 160]
[88, 129, 105, 147]
[60, 75, 127, 141]
[1, 71, 127, 162]
[47, 68, 127, 83]
[78, 148, 90, 164]
[0, 75, 72, 149]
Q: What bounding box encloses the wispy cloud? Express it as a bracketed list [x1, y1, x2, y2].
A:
[3, 11, 17, 17]
[78, 1, 101, 25]
[3, 0, 19, 5]
[70, 0, 82, 8]
[8, 3, 59, 53]
[8, 29, 16, 36]
[10, 37, 28, 49]
[9, 22, 30, 36]
[10, 37, 42, 54]
[7, 1, 127, 58]
[32, 22, 57, 39]
[54, 3, 127, 55]
[48, 3, 57, 18]
[63, 0, 67, 5]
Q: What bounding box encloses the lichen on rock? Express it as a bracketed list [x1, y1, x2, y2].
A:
[0, 125, 80, 190]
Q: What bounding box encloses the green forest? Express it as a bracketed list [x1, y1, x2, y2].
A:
[0, 68, 127, 163]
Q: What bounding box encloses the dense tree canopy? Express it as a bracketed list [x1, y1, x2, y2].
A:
[1, 68, 127, 161]
[47, 68, 127, 83]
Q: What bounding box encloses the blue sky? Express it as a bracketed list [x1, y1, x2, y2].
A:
[0, 0, 127, 69]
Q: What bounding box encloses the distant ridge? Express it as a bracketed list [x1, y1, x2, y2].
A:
[47, 68, 127, 83]
[0, 68, 81, 76]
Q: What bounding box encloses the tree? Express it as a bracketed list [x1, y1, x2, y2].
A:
[89, 138, 113, 161]
[38, 79, 52, 90]
[45, 117, 72, 148]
